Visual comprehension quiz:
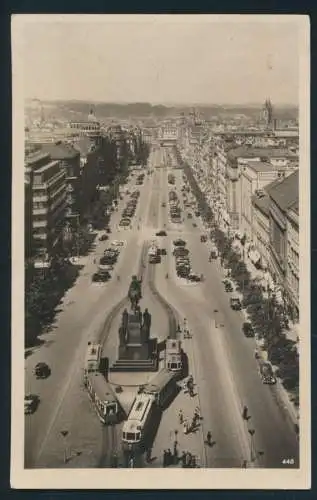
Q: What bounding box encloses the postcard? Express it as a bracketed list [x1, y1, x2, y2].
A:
[11, 13, 310, 489]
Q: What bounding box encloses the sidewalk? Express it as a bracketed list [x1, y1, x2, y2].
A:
[147, 376, 206, 468]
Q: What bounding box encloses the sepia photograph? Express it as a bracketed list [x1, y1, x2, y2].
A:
[11, 14, 310, 489]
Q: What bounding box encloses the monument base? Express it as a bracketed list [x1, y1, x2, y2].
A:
[110, 338, 158, 372]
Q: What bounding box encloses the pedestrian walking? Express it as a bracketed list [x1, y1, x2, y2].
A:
[146, 448, 152, 463]
[183, 420, 189, 435]
[181, 451, 187, 468]
[242, 405, 248, 420]
[206, 431, 212, 446]
[185, 452, 192, 467]
[166, 449, 172, 466]
[173, 441, 178, 461]
[242, 460, 247, 468]
[163, 450, 167, 467]
[179, 409, 184, 424]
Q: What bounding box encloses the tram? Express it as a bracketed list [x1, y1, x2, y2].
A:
[84, 342, 102, 380]
[165, 338, 183, 374]
[85, 372, 120, 424]
[122, 393, 156, 451]
[140, 368, 178, 408]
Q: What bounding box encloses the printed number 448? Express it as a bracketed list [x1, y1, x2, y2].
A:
[282, 458, 295, 465]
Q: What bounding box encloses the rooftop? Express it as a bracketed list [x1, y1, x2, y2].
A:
[227, 146, 297, 161]
[25, 150, 50, 166]
[267, 170, 299, 212]
[251, 192, 270, 216]
[41, 141, 80, 160]
[243, 160, 278, 173]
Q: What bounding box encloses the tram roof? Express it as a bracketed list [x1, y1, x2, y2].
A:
[87, 373, 117, 403]
[143, 368, 175, 393]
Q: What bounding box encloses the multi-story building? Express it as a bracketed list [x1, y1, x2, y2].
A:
[285, 201, 299, 318]
[25, 151, 67, 266]
[41, 142, 81, 222]
[69, 110, 102, 144]
[251, 191, 271, 270]
[239, 161, 284, 241]
[267, 170, 299, 301]
[226, 145, 298, 231]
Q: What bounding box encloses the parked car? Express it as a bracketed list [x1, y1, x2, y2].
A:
[92, 271, 111, 282]
[34, 362, 51, 379]
[24, 394, 40, 415]
[119, 219, 131, 227]
[225, 282, 234, 292]
[105, 227, 111, 233]
[156, 230, 167, 237]
[242, 322, 255, 338]
[195, 211, 201, 217]
[192, 223, 197, 228]
[259, 362, 277, 385]
[173, 238, 186, 247]
[161, 202, 166, 207]
[111, 240, 125, 247]
[187, 213, 193, 219]
[160, 248, 167, 255]
[188, 273, 202, 282]
[200, 235, 207, 242]
[99, 233, 109, 242]
[230, 297, 242, 310]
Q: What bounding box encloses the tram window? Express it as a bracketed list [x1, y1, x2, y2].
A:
[126, 432, 135, 441]
[136, 432, 141, 441]
[171, 363, 177, 369]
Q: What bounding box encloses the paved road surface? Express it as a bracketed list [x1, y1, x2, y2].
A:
[150, 161, 299, 468]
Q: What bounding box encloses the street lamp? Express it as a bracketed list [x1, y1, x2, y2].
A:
[248, 429, 255, 463]
[213, 309, 219, 328]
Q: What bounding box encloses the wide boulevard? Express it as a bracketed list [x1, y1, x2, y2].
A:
[24, 145, 299, 469]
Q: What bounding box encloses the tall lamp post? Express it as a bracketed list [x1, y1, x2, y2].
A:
[248, 429, 255, 463]
[214, 309, 219, 329]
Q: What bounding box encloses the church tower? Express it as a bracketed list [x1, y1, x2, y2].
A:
[262, 98, 273, 128]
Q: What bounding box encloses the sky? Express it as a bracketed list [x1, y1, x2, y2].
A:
[19, 15, 303, 105]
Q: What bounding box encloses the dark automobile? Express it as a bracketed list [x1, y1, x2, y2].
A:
[160, 248, 167, 255]
[187, 213, 193, 219]
[34, 362, 51, 379]
[230, 297, 242, 310]
[225, 282, 234, 292]
[99, 233, 109, 242]
[161, 202, 166, 207]
[200, 235, 207, 243]
[259, 362, 277, 384]
[92, 271, 111, 282]
[192, 223, 197, 228]
[25, 394, 40, 415]
[242, 322, 255, 338]
[105, 227, 111, 234]
[173, 238, 186, 247]
[156, 230, 167, 236]
[195, 211, 201, 217]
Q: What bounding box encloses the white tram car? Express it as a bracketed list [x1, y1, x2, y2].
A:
[165, 338, 182, 374]
[85, 372, 119, 424]
[84, 342, 102, 380]
[122, 393, 156, 450]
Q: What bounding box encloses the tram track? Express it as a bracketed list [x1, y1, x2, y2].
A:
[147, 263, 178, 340]
[97, 243, 148, 468]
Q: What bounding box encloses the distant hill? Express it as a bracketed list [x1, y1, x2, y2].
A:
[25, 99, 298, 122]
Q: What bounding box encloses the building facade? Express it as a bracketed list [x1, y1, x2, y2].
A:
[267, 171, 299, 308]
[251, 193, 270, 270]
[285, 202, 299, 316]
[25, 151, 67, 265]
[239, 161, 283, 241]
[41, 142, 81, 222]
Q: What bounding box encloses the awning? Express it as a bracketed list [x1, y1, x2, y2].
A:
[249, 250, 261, 264]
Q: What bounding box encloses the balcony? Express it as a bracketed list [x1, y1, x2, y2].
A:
[33, 207, 48, 216]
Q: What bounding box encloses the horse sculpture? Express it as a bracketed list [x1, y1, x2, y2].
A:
[128, 275, 142, 312]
